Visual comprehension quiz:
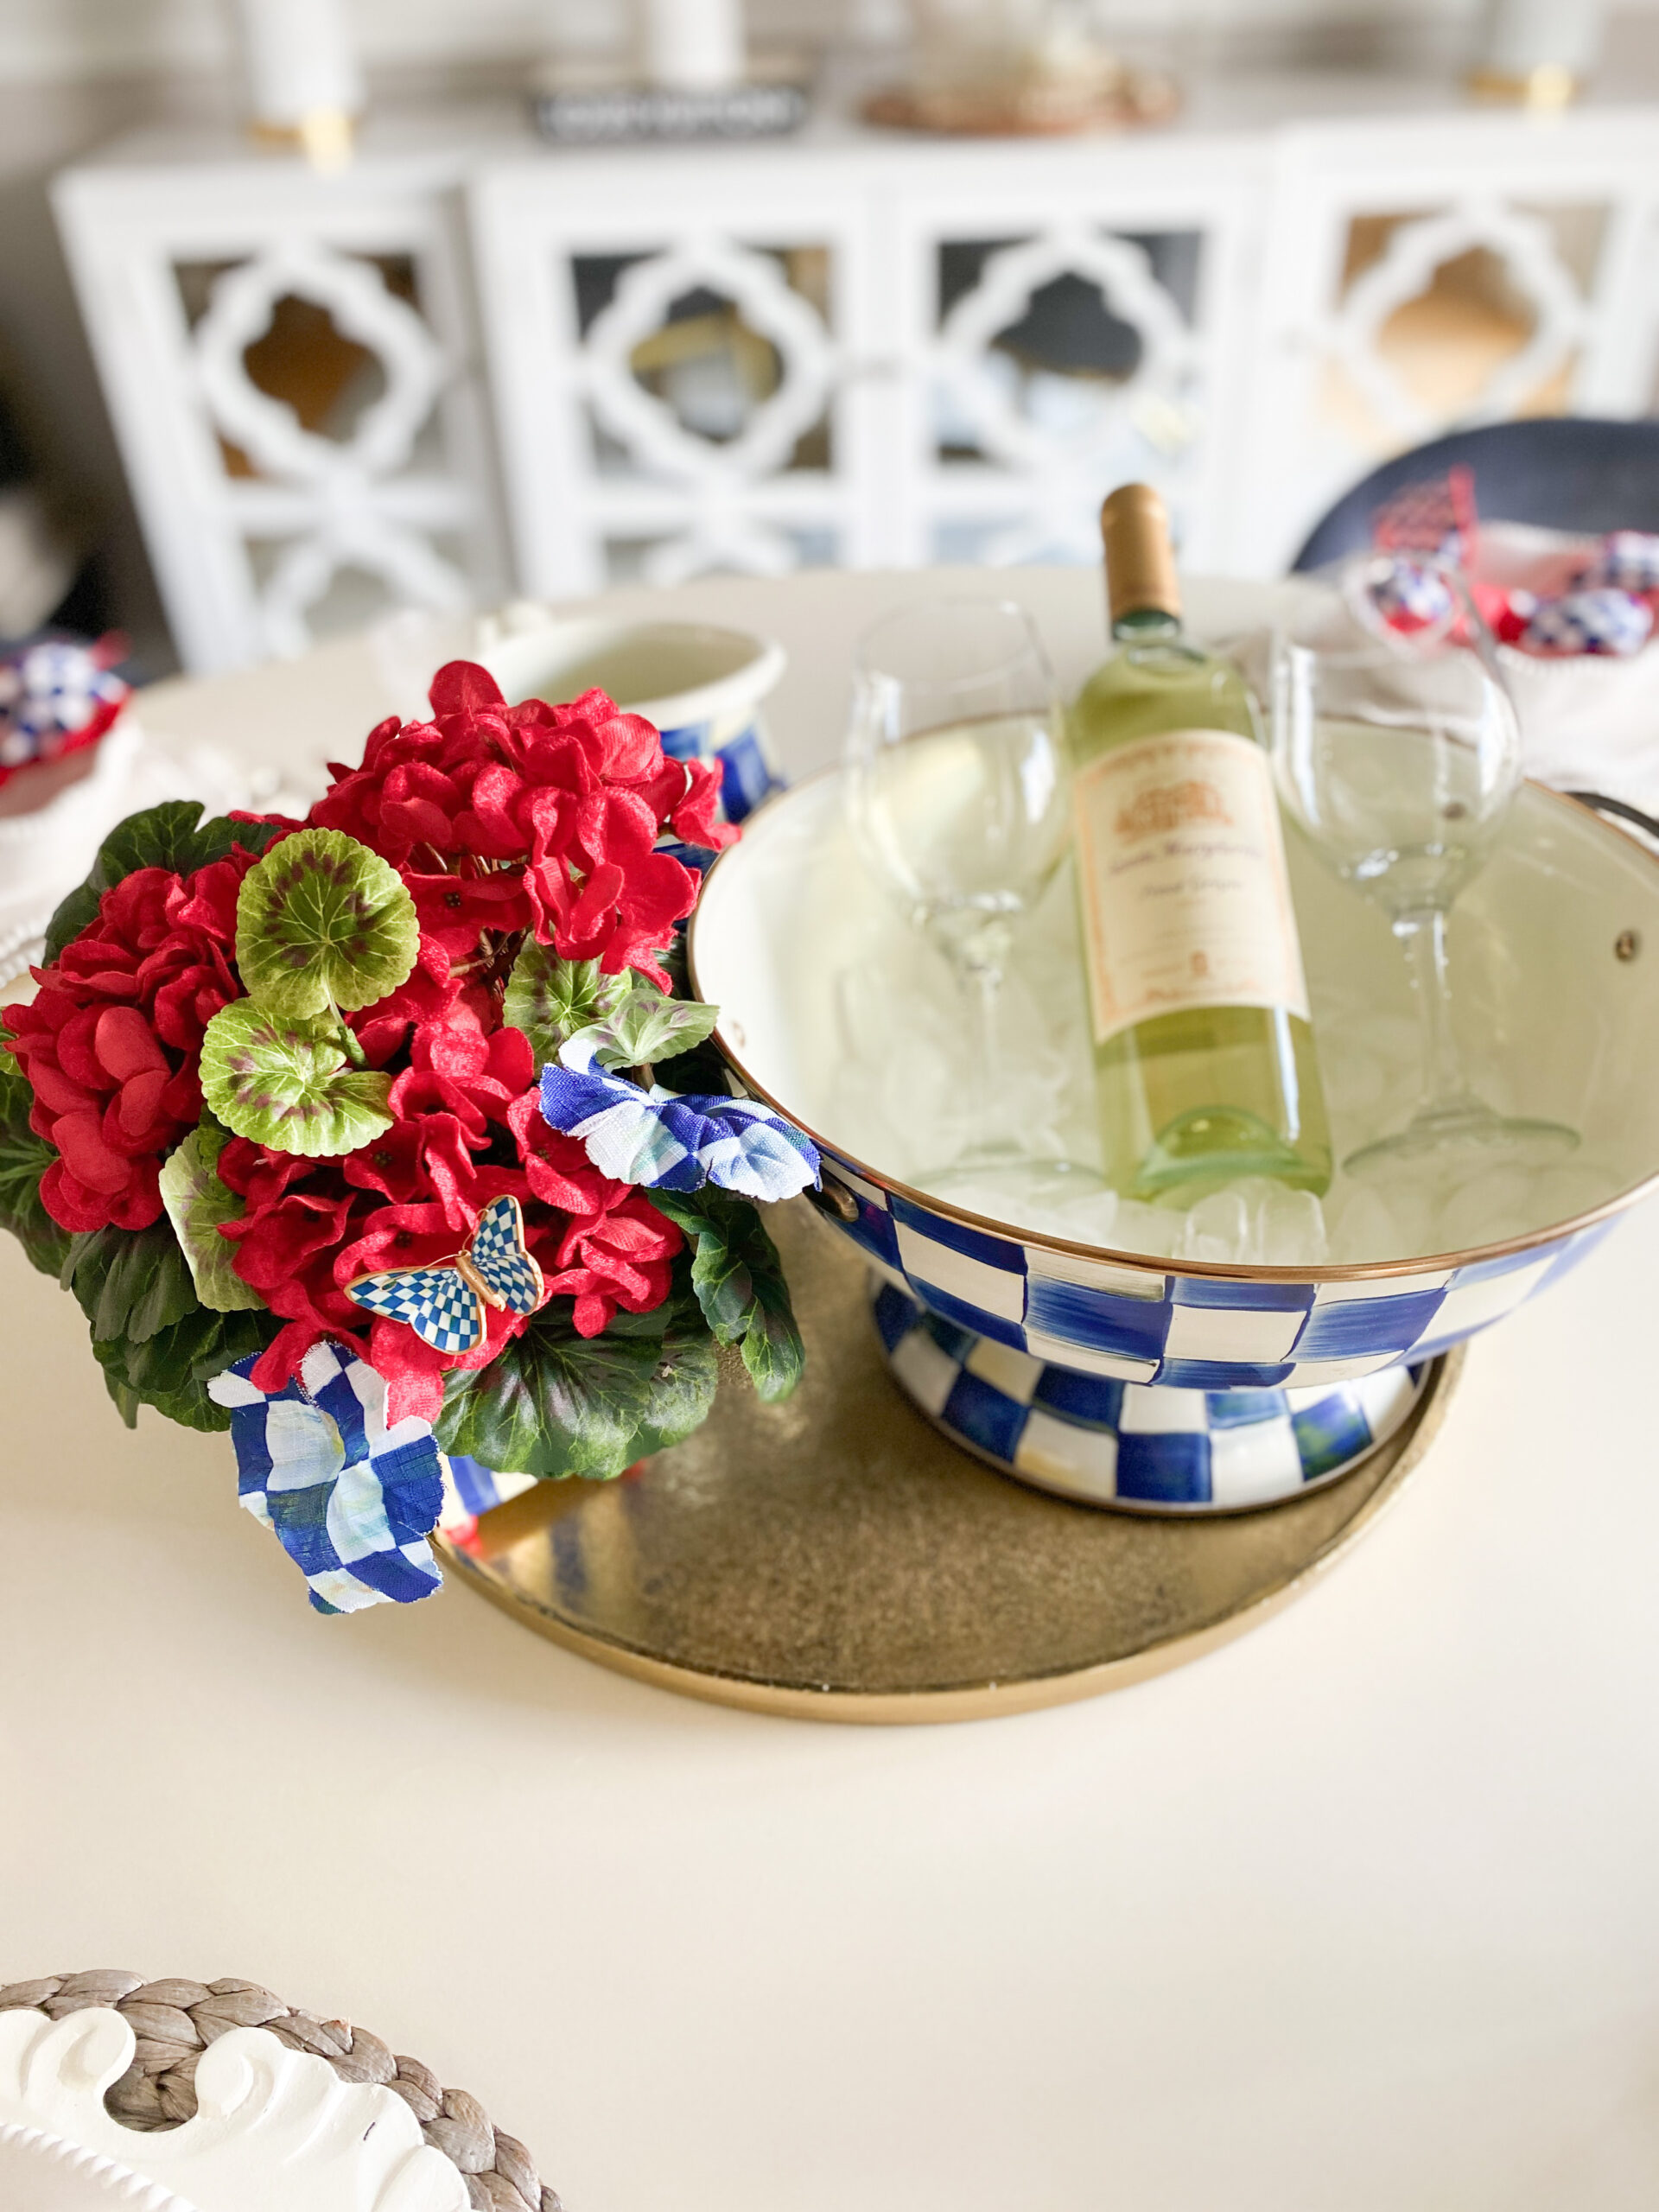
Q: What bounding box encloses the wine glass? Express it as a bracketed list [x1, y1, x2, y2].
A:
[845, 598, 1078, 1186]
[1268, 557, 1577, 1175]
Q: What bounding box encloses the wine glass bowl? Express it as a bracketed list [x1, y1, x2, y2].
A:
[1268, 563, 1579, 1176]
[1273, 624, 1518, 921]
[847, 599, 1071, 955]
[844, 598, 1077, 1180]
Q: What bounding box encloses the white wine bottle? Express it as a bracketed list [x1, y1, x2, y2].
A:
[1069, 484, 1332, 1199]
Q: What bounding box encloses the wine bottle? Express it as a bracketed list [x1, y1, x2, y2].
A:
[1068, 484, 1332, 1199]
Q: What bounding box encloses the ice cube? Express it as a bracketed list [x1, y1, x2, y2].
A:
[1325, 1181, 1407, 1264]
[1179, 1187, 1251, 1263]
[1245, 1178, 1330, 1266]
[1324, 1047, 1387, 1119]
[1114, 1198, 1185, 1260]
[1048, 1185, 1122, 1249]
[1527, 1160, 1623, 1229]
[1435, 1166, 1538, 1251]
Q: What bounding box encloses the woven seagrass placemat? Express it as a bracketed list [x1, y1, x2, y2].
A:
[0, 1972, 560, 2211]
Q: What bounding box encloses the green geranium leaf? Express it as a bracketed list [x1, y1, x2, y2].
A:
[647, 938, 733, 1096]
[60, 1217, 199, 1345]
[200, 1000, 394, 1158]
[157, 1126, 263, 1313]
[501, 944, 632, 1066]
[92, 1303, 279, 1433]
[569, 982, 721, 1073]
[0, 1046, 72, 1279]
[42, 802, 286, 964]
[647, 1189, 804, 1403]
[435, 1284, 718, 1480]
[235, 827, 419, 1020]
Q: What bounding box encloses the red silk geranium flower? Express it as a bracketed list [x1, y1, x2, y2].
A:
[6, 659, 724, 1436]
[219, 1077, 683, 1426]
[311, 663, 733, 988]
[4, 852, 256, 1232]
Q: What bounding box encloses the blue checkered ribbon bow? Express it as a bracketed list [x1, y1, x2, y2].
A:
[207, 1341, 447, 1613]
[539, 1039, 819, 1199]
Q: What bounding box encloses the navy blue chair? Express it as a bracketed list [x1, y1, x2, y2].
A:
[1291, 416, 1659, 573]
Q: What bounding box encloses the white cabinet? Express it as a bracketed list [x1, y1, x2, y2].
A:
[53, 115, 512, 674]
[1243, 107, 1659, 569]
[54, 87, 1659, 673]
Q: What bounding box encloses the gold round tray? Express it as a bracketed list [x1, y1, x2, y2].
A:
[438, 1205, 1461, 1724]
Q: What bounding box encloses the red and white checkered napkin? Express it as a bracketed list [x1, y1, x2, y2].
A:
[1363, 474, 1659, 812]
[1368, 469, 1659, 659]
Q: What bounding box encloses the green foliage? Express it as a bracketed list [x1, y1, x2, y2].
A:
[504, 942, 720, 1071]
[200, 1000, 394, 1157]
[91, 1303, 278, 1433]
[0, 1047, 72, 1278]
[569, 979, 720, 1072]
[648, 1188, 804, 1402]
[501, 944, 631, 1066]
[652, 937, 734, 1097]
[64, 1213, 276, 1428]
[61, 1217, 198, 1345]
[434, 1282, 719, 1480]
[42, 802, 284, 964]
[235, 826, 419, 1020]
[61, 1208, 278, 1429]
[157, 1125, 263, 1312]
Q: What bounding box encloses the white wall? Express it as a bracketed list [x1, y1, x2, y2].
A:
[7, 0, 1624, 86]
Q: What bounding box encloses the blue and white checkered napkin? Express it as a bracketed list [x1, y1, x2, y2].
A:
[1578, 531, 1659, 597]
[0, 638, 127, 767]
[539, 1039, 819, 1200]
[1522, 587, 1654, 658]
[207, 1342, 447, 1613]
[1368, 557, 1456, 633]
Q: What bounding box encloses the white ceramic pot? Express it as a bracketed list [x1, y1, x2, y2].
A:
[478, 612, 786, 826]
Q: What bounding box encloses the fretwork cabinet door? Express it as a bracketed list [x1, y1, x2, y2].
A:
[1241, 108, 1659, 573]
[470, 147, 892, 599]
[871, 135, 1271, 577]
[54, 137, 511, 673]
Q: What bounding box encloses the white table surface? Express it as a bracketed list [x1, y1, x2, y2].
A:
[5, 569, 1659, 2212]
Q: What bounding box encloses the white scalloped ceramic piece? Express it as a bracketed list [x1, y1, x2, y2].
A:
[0, 2009, 467, 2212]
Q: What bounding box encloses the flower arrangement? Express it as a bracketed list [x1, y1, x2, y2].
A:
[0, 663, 817, 1611]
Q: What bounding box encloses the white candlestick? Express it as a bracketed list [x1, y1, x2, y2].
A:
[1478, 0, 1605, 79]
[639, 0, 746, 91]
[226, 0, 365, 130]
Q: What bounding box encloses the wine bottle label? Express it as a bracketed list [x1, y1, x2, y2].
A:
[1072, 727, 1311, 1045]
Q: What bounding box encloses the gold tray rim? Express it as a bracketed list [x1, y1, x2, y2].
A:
[435, 1344, 1462, 1726]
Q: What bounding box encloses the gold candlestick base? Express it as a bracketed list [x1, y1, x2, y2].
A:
[248, 105, 357, 172]
[1466, 64, 1580, 109]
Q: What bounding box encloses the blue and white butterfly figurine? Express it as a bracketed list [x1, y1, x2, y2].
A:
[346, 1192, 545, 1354]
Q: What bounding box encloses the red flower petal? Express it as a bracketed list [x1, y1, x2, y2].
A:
[116, 1067, 169, 1137]
[94, 1004, 168, 1082]
[52, 1110, 137, 1192]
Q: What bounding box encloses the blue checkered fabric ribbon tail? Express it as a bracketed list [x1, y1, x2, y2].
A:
[539, 1039, 819, 1199]
[207, 1341, 447, 1613]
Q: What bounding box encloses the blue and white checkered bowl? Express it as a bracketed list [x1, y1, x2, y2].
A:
[690, 769, 1659, 1508]
[480, 613, 785, 826]
[872, 1281, 1430, 1510]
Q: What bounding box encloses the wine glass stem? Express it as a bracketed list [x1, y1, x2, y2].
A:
[953, 953, 1002, 1151]
[1395, 906, 1478, 1121]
